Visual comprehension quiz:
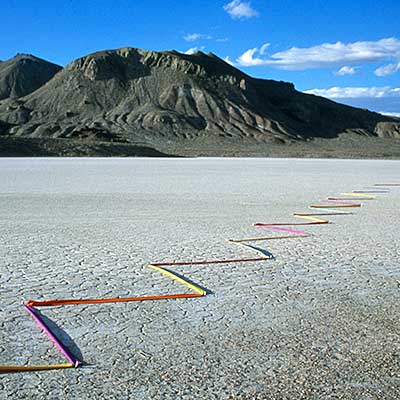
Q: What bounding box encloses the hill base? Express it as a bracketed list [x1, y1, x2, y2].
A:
[1, 133, 400, 158]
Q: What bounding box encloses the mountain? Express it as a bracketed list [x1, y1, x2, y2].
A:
[0, 54, 61, 100]
[0, 47, 399, 157]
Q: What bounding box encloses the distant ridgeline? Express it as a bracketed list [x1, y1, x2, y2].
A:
[0, 48, 399, 156]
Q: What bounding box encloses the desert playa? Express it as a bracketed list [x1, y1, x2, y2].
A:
[1, 157, 399, 399]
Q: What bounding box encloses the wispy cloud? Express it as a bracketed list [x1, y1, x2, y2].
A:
[216, 38, 230, 43]
[379, 111, 400, 117]
[184, 46, 205, 55]
[183, 33, 212, 42]
[237, 38, 400, 70]
[224, 56, 235, 66]
[223, 0, 259, 20]
[375, 61, 400, 77]
[259, 43, 270, 55]
[335, 66, 358, 76]
[304, 86, 400, 98]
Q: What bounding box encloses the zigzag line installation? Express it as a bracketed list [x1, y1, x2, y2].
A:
[1, 183, 398, 373]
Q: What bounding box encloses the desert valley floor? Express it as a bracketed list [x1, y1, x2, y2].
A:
[0, 158, 399, 399]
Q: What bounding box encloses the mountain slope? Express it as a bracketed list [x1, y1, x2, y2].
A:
[0, 47, 398, 150]
[0, 54, 62, 100]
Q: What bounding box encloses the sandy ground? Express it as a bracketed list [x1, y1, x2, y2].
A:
[0, 158, 399, 399]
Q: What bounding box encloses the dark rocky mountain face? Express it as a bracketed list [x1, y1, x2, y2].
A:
[0, 54, 61, 100]
[0, 47, 399, 151]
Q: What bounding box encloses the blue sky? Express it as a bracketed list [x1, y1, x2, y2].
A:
[2, 0, 400, 114]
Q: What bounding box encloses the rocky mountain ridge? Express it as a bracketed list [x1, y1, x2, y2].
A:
[0, 47, 399, 156]
[0, 54, 61, 100]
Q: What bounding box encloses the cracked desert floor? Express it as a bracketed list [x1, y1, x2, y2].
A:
[1, 157, 399, 399]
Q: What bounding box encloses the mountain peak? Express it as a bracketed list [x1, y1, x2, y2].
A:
[13, 53, 37, 60]
[0, 53, 62, 100]
[66, 46, 245, 82]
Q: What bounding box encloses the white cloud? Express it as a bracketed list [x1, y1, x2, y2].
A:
[379, 111, 400, 117]
[375, 61, 400, 77]
[237, 47, 264, 66]
[335, 66, 358, 76]
[304, 86, 400, 98]
[223, 0, 259, 20]
[236, 37, 400, 70]
[216, 38, 229, 43]
[224, 56, 235, 66]
[184, 46, 205, 55]
[259, 42, 270, 55]
[184, 33, 212, 42]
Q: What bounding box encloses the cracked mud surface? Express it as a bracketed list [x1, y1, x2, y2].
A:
[0, 158, 399, 399]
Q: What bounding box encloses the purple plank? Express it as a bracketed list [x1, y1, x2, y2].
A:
[24, 305, 81, 367]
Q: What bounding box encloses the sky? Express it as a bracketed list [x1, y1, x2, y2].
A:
[2, 0, 400, 115]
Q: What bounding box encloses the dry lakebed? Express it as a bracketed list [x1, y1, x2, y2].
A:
[0, 157, 399, 399]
